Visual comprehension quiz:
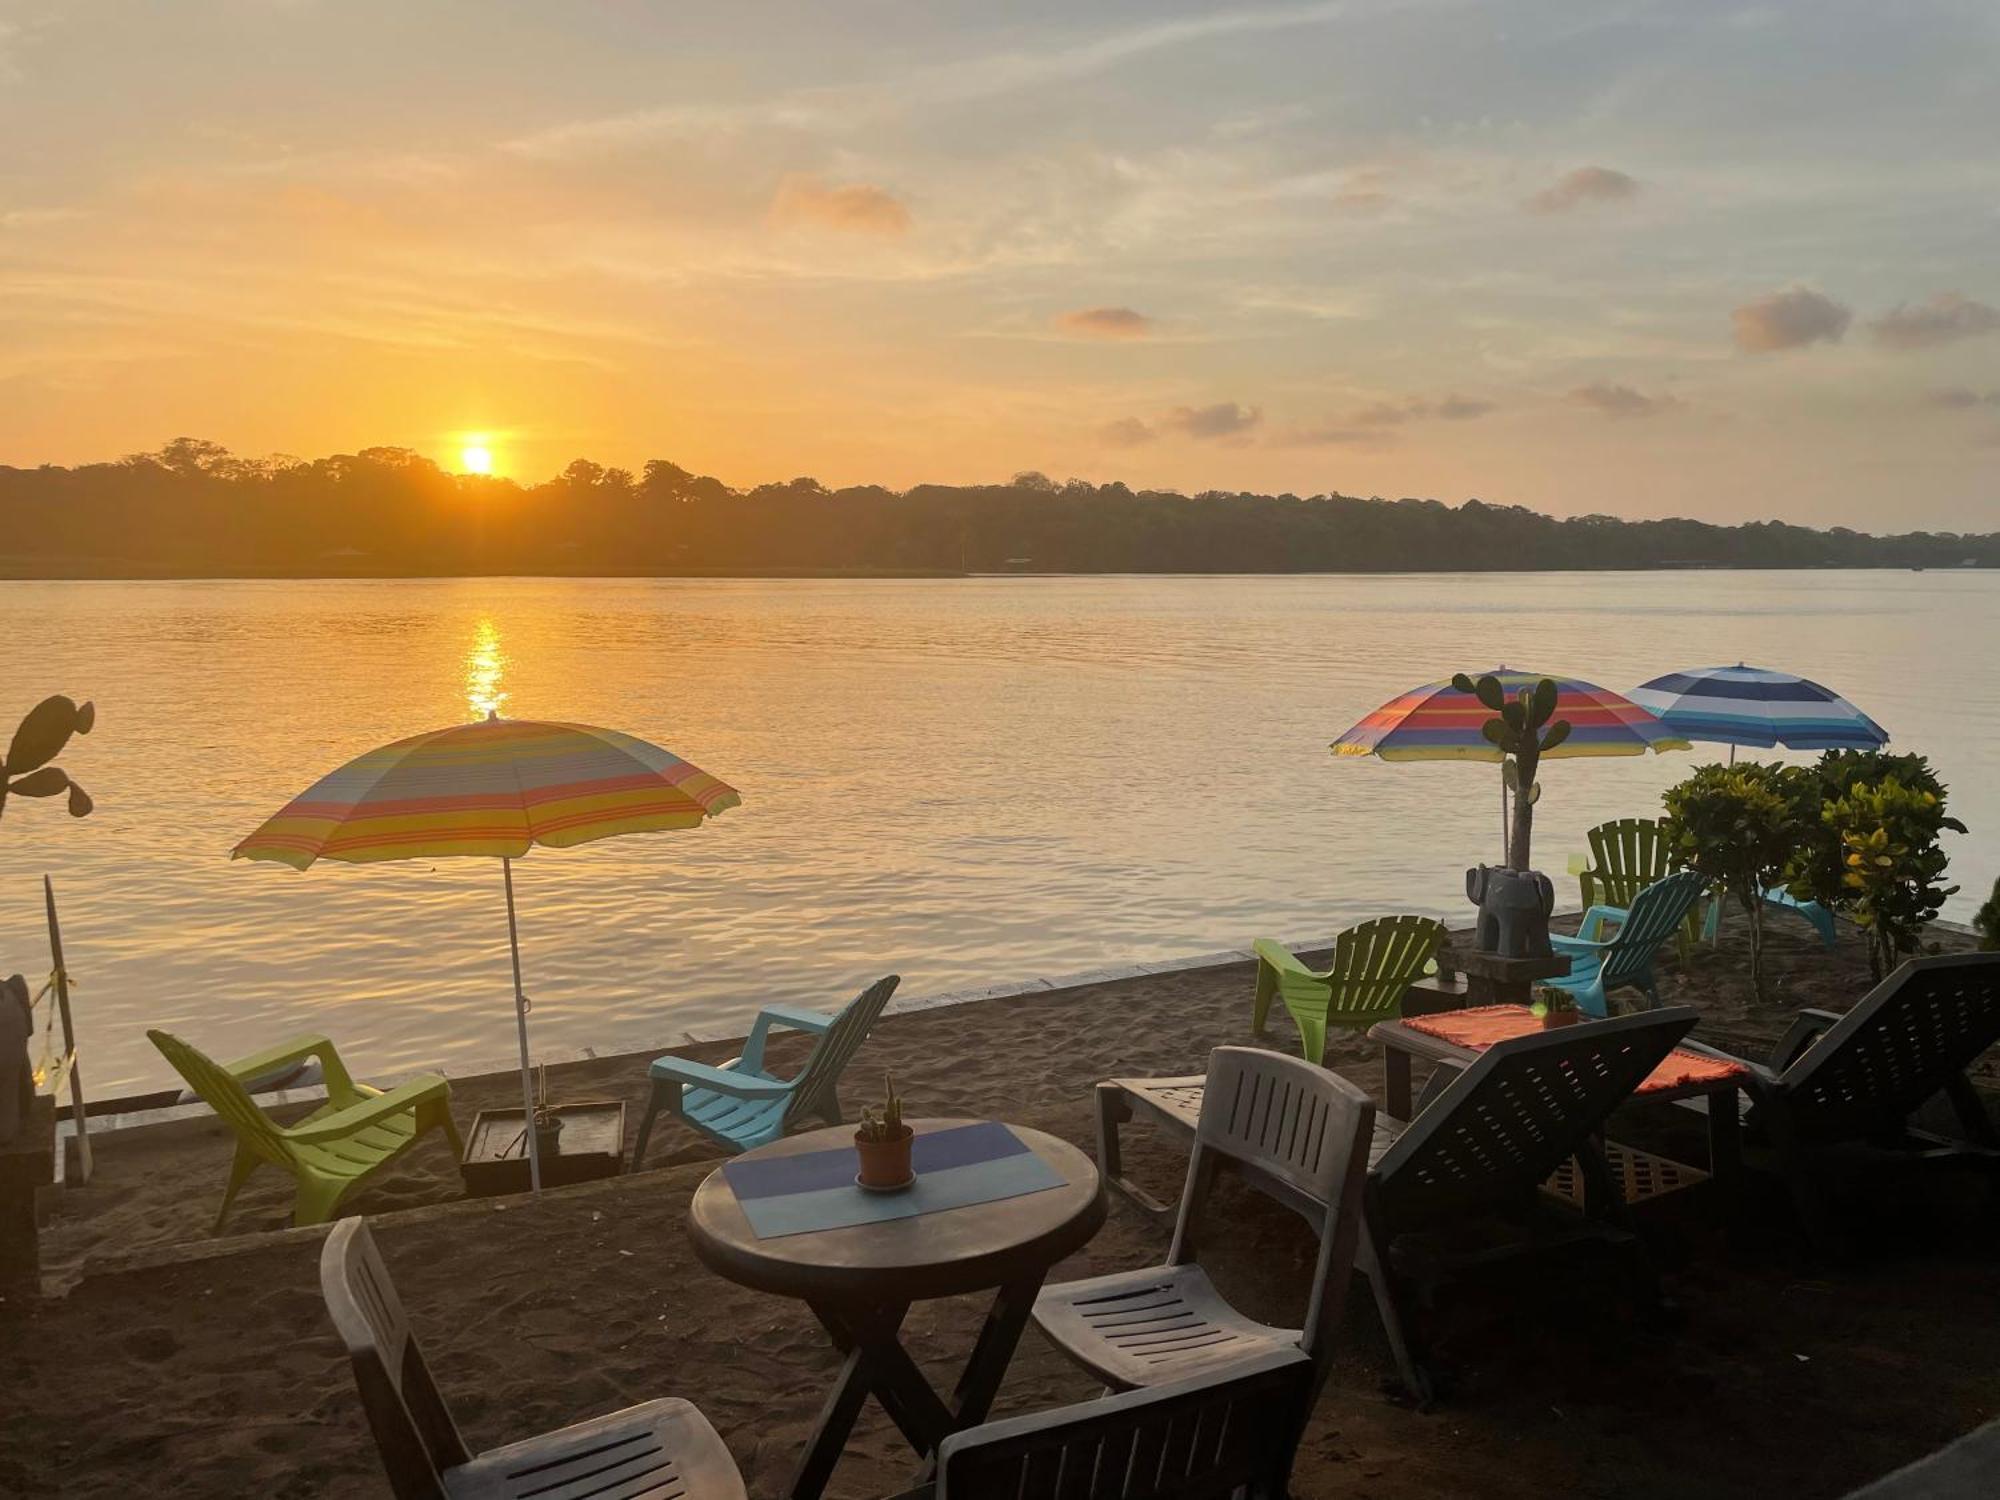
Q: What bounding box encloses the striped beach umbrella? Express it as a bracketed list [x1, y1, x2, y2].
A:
[1333, 668, 1689, 761]
[1628, 664, 1888, 753]
[235, 713, 739, 1192]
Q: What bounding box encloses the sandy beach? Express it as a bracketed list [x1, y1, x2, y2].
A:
[6, 917, 1997, 1499]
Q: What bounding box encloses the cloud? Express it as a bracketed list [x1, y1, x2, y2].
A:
[1271, 422, 1392, 448]
[1352, 394, 1497, 426]
[1054, 306, 1153, 339]
[1163, 402, 1262, 440]
[1924, 387, 2000, 409]
[1568, 381, 1681, 418]
[769, 176, 910, 235]
[1731, 286, 1851, 353]
[1870, 293, 2000, 351]
[1096, 416, 1155, 447]
[1526, 166, 1640, 214]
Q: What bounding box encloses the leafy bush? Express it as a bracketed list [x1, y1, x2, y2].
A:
[1977, 878, 2000, 952]
[1782, 750, 1965, 979]
[1661, 761, 1810, 1000]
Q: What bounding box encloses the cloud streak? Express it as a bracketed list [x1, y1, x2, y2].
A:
[1731, 287, 1851, 353]
[769, 177, 910, 235]
[1568, 381, 1680, 418]
[1163, 402, 1262, 440]
[1526, 166, 1639, 214]
[1055, 306, 1153, 339]
[1871, 293, 2000, 351]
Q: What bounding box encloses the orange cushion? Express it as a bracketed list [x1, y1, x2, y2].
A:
[1401, 1005, 1746, 1094]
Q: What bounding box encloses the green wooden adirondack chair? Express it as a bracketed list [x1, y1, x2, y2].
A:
[1252, 915, 1447, 1066]
[1577, 817, 1706, 961]
[149, 1030, 462, 1231]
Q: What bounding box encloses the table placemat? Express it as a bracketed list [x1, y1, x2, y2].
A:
[722, 1121, 1065, 1239]
[1400, 1005, 1748, 1094]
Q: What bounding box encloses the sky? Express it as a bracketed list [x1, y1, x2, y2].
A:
[2, 1, 1997, 528]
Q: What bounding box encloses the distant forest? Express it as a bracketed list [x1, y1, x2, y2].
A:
[2, 438, 1994, 578]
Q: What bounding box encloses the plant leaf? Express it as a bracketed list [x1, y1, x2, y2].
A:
[1540, 719, 1572, 753]
[1474, 675, 1506, 711]
[1480, 720, 1507, 746]
[7, 767, 69, 797]
[6, 695, 82, 776]
[66, 782, 92, 817]
[1531, 677, 1558, 724]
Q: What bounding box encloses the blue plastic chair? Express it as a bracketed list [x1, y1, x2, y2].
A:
[1702, 886, 1837, 950]
[631, 974, 899, 1165]
[1548, 871, 1708, 1017]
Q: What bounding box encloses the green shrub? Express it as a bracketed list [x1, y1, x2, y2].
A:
[1821, 777, 1960, 978]
[1785, 750, 1961, 911]
[1977, 878, 2000, 952]
[1661, 761, 1810, 1001]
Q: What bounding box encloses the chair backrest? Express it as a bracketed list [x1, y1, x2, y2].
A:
[935, 1347, 1313, 1500]
[320, 1218, 471, 1500]
[1598, 871, 1708, 985]
[1779, 953, 2000, 1142]
[1327, 915, 1448, 1021]
[784, 974, 899, 1128]
[148, 1029, 296, 1171]
[1372, 1008, 1696, 1226]
[1173, 1047, 1375, 1367]
[1586, 818, 1677, 905]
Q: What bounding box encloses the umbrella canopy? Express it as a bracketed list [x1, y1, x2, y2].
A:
[1332, 668, 1688, 761]
[1627, 664, 1888, 751]
[235, 713, 738, 1193]
[234, 714, 740, 868]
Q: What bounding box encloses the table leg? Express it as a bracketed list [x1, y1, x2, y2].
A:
[806, 1300, 954, 1461]
[951, 1274, 1045, 1427]
[1385, 1048, 1412, 1123]
[1707, 1086, 1743, 1226]
[786, 1340, 877, 1500]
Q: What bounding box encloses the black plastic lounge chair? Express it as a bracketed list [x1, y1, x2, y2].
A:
[1683, 951, 2000, 1253]
[1360, 1007, 1696, 1399]
[320, 1218, 746, 1500]
[885, 1347, 1313, 1500]
[1843, 1416, 2000, 1499]
[1032, 1046, 1375, 1407]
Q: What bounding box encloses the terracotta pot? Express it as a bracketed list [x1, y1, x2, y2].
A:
[1540, 1007, 1578, 1029]
[854, 1124, 914, 1186]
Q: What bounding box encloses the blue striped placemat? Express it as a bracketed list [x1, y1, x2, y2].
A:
[723, 1121, 1064, 1239]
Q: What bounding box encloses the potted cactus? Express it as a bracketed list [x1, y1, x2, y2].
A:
[1455, 672, 1568, 960]
[853, 1071, 913, 1190]
[1530, 984, 1578, 1029]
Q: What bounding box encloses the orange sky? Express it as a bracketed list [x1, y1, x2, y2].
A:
[2, 2, 1997, 527]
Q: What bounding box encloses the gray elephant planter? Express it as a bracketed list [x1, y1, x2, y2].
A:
[1466, 864, 1555, 960]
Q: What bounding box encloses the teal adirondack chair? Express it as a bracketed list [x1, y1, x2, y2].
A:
[1252, 915, 1447, 1066]
[1548, 870, 1708, 1017]
[631, 974, 899, 1165]
[1701, 885, 1837, 950]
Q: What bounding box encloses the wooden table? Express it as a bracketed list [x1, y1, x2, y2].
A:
[687, 1118, 1105, 1500]
[1369, 1008, 1746, 1214]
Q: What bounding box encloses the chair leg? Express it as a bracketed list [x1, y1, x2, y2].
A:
[631, 1080, 669, 1170]
[1356, 1215, 1430, 1403]
[293, 1174, 348, 1228]
[213, 1146, 260, 1232]
[1252, 962, 1275, 1036]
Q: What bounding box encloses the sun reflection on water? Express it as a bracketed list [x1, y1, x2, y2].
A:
[466, 617, 509, 719]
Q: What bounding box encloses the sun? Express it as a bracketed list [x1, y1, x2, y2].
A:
[459, 443, 494, 475]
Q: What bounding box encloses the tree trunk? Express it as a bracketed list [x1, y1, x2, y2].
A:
[1508, 744, 1538, 872]
[1743, 886, 1767, 1002]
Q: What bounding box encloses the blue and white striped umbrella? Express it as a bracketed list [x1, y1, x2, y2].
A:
[1628, 664, 1888, 751]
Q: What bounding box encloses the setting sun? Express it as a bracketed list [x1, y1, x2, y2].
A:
[459, 443, 494, 475]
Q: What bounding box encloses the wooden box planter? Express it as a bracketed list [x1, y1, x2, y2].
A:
[460, 1100, 626, 1197]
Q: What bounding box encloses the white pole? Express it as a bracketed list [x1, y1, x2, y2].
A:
[503, 857, 541, 1195]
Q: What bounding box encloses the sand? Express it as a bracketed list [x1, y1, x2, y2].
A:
[4, 917, 1997, 1499]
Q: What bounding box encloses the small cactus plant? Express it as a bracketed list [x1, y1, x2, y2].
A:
[1452, 672, 1569, 871]
[0, 695, 95, 827]
[856, 1070, 906, 1141]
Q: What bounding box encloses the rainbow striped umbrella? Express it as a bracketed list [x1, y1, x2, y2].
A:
[235, 714, 738, 1192]
[1628, 664, 1887, 753]
[1333, 668, 1690, 761]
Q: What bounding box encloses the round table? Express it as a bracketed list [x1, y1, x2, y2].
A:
[688, 1118, 1105, 1500]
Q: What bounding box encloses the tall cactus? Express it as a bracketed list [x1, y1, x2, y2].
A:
[0, 695, 96, 827]
[1452, 672, 1569, 871]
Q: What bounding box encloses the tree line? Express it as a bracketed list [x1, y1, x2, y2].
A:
[1, 438, 1993, 578]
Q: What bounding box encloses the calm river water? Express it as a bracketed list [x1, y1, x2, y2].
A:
[5, 571, 1995, 1094]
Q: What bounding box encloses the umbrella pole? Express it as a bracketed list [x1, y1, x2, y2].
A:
[503, 857, 542, 1195]
[1500, 775, 1511, 865]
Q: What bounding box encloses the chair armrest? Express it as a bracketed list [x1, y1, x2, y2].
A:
[1577, 903, 1629, 943]
[283, 1074, 451, 1142]
[1770, 1009, 1843, 1072]
[648, 1055, 795, 1099]
[1550, 932, 1613, 954]
[740, 1002, 839, 1072]
[1252, 938, 1326, 981]
[223, 1034, 357, 1100]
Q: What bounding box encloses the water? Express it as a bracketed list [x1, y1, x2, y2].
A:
[3, 571, 1994, 1096]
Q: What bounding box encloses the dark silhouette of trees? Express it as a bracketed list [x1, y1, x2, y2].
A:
[0, 439, 1992, 579]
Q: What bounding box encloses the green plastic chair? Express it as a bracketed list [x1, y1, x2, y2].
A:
[1252, 915, 1447, 1065]
[1577, 817, 1706, 961]
[148, 1030, 462, 1231]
